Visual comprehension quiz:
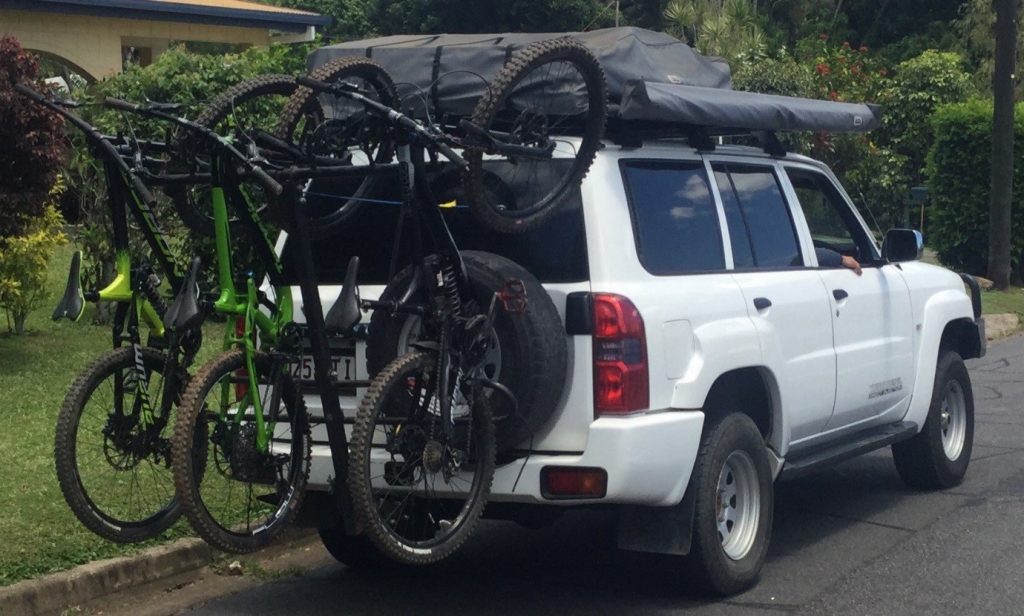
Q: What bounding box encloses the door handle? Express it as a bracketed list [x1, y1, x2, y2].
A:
[753, 297, 772, 311]
[833, 289, 849, 301]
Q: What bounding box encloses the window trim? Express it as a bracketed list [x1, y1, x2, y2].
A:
[707, 159, 808, 270]
[779, 161, 882, 265]
[618, 158, 730, 277]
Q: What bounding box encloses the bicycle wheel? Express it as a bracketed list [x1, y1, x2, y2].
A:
[54, 346, 187, 542]
[172, 350, 310, 553]
[463, 37, 607, 234]
[168, 75, 299, 236]
[348, 351, 496, 565]
[273, 57, 398, 239]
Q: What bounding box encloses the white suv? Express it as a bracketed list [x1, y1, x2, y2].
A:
[278, 139, 984, 594]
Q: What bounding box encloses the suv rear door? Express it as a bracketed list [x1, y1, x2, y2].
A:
[707, 158, 838, 449]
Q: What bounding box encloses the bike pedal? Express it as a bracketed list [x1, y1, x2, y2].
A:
[498, 279, 528, 313]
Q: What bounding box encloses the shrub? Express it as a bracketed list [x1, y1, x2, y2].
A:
[926, 100, 1024, 277]
[0, 35, 65, 238]
[0, 181, 67, 334]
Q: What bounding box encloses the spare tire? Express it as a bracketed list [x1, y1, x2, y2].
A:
[367, 251, 567, 453]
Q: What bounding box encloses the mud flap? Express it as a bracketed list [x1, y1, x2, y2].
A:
[616, 485, 696, 556]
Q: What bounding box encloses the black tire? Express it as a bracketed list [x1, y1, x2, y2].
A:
[348, 351, 496, 565]
[167, 75, 299, 236]
[892, 350, 974, 489]
[318, 526, 389, 569]
[273, 57, 398, 239]
[367, 251, 567, 452]
[172, 350, 310, 553]
[463, 37, 607, 234]
[54, 346, 185, 542]
[687, 413, 773, 596]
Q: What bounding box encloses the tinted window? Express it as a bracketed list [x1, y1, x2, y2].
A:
[713, 164, 802, 268]
[785, 168, 877, 263]
[281, 160, 588, 284]
[620, 161, 725, 274]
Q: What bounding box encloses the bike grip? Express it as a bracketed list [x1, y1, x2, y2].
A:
[130, 174, 158, 207]
[435, 141, 468, 168]
[104, 97, 139, 113]
[13, 83, 43, 102]
[251, 165, 284, 196]
[297, 75, 333, 93]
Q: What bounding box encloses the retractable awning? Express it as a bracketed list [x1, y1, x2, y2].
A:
[619, 80, 882, 133]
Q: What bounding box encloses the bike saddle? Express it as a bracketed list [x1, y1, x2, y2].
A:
[325, 256, 362, 334]
[164, 258, 204, 332]
[52, 251, 85, 322]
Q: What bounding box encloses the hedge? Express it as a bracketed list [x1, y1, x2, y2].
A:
[926, 99, 1024, 277]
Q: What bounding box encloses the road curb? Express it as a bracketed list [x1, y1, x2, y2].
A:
[0, 538, 213, 616]
[0, 529, 319, 616]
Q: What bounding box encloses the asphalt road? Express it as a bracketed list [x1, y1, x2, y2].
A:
[185, 335, 1024, 616]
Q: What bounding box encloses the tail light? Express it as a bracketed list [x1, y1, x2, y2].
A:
[593, 293, 648, 415]
[541, 466, 607, 499]
[234, 316, 248, 399]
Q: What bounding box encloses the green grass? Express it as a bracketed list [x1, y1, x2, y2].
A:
[0, 243, 225, 586]
[981, 286, 1024, 316]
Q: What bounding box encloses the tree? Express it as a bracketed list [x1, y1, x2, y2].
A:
[989, 0, 1017, 289]
[663, 0, 768, 63]
[0, 36, 65, 238]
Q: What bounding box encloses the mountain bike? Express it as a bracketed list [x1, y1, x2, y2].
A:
[264, 37, 606, 563]
[14, 83, 201, 543]
[100, 78, 322, 554]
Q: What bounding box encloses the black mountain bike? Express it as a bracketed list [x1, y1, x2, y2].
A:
[15, 84, 200, 543]
[268, 37, 606, 563]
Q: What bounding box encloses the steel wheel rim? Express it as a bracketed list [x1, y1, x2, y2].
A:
[940, 380, 967, 461]
[716, 450, 760, 561]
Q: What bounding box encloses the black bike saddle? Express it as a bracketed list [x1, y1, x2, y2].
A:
[325, 256, 362, 334]
[164, 257, 204, 332]
[52, 251, 85, 322]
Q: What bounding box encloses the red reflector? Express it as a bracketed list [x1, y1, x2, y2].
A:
[541, 466, 607, 499]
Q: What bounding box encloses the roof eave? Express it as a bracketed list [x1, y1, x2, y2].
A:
[0, 0, 332, 32]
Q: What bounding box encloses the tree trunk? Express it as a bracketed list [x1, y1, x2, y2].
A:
[13, 311, 26, 335]
[989, 0, 1018, 290]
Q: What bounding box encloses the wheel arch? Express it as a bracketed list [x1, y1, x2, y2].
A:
[701, 366, 783, 453]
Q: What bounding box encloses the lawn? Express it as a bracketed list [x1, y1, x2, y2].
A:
[0, 242, 210, 586]
[981, 286, 1024, 316]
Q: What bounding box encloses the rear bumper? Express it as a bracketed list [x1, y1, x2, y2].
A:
[305, 411, 705, 508]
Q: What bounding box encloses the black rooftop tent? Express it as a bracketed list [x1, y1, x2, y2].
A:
[308, 27, 881, 136]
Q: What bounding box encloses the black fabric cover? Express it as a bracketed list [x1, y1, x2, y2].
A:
[619, 80, 882, 133]
[308, 27, 732, 117]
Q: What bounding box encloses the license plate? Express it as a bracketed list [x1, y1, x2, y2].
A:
[289, 355, 357, 382]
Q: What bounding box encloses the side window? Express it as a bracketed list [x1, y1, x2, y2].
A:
[713, 163, 803, 269]
[620, 160, 725, 274]
[785, 167, 877, 264]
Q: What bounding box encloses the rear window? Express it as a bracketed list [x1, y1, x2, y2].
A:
[281, 160, 588, 284]
[620, 160, 725, 275]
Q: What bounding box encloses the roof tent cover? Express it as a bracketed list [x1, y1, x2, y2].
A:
[308, 27, 732, 117]
[618, 80, 882, 133]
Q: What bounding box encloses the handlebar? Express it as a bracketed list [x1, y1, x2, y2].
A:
[296, 75, 469, 168]
[105, 96, 282, 196]
[104, 97, 139, 113]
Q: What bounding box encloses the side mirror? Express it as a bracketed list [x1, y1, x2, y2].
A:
[882, 228, 923, 263]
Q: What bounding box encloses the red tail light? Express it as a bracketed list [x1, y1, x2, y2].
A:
[234, 317, 248, 399]
[593, 293, 649, 415]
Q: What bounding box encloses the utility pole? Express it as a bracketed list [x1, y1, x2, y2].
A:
[989, 0, 1018, 289]
[615, 0, 620, 27]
